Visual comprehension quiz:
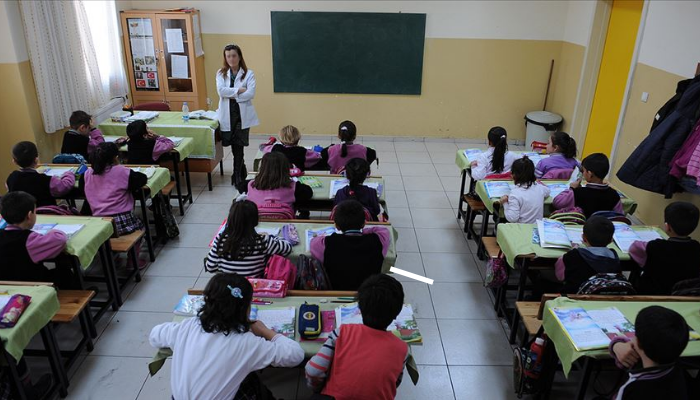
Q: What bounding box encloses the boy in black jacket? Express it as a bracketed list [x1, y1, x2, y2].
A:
[60, 110, 104, 160]
[554, 216, 620, 294]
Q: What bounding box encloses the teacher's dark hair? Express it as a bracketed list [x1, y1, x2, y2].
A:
[219, 44, 248, 80]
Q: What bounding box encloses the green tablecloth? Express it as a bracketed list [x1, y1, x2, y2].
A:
[495, 223, 667, 267]
[105, 136, 195, 161]
[136, 167, 171, 195]
[0, 285, 59, 362]
[542, 297, 700, 376]
[475, 180, 638, 216]
[148, 296, 419, 384]
[455, 149, 534, 172]
[98, 112, 218, 159]
[36, 216, 114, 268]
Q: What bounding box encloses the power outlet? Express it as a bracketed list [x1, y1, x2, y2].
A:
[641, 92, 649, 103]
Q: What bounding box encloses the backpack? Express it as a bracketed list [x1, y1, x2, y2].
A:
[295, 254, 331, 290]
[52, 153, 87, 165]
[484, 253, 508, 288]
[672, 277, 700, 296]
[36, 205, 79, 216]
[155, 196, 179, 239]
[577, 273, 636, 295]
[513, 329, 553, 398]
[264, 254, 297, 289]
[258, 199, 295, 220]
[549, 207, 586, 225]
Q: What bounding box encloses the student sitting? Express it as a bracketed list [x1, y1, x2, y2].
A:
[535, 132, 579, 178]
[555, 217, 620, 293]
[310, 200, 390, 290]
[241, 152, 313, 213]
[306, 274, 408, 400]
[61, 110, 104, 160]
[470, 126, 519, 181]
[81, 143, 147, 236]
[150, 273, 304, 400]
[631, 202, 700, 295]
[0, 191, 74, 288]
[500, 157, 551, 224]
[205, 199, 292, 277]
[553, 153, 623, 218]
[609, 306, 697, 399]
[125, 120, 175, 164]
[261, 125, 323, 171]
[333, 158, 381, 221]
[6, 141, 75, 207]
[321, 120, 377, 174]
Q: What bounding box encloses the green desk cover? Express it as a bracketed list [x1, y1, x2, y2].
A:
[542, 297, 700, 376]
[475, 180, 638, 216]
[98, 112, 218, 159]
[0, 285, 59, 362]
[141, 167, 171, 195]
[105, 136, 195, 161]
[36, 215, 113, 268]
[495, 223, 666, 267]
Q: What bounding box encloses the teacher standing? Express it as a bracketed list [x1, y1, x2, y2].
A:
[216, 44, 259, 188]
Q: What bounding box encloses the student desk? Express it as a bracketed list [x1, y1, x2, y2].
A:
[98, 112, 224, 190]
[256, 219, 398, 274]
[541, 297, 700, 399]
[0, 285, 67, 397]
[148, 292, 419, 385]
[105, 135, 195, 215]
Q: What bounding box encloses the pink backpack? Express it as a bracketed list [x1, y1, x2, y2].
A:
[264, 255, 297, 289]
[258, 198, 295, 220]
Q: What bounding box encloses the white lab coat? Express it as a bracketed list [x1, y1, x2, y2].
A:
[216, 68, 260, 131]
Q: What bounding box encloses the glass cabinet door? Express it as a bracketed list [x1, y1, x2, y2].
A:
[157, 15, 194, 94]
[126, 17, 161, 92]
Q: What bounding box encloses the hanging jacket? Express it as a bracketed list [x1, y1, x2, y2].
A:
[669, 119, 700, 179]
[616, 77, 700, 197]
[649, 77, 695, 132]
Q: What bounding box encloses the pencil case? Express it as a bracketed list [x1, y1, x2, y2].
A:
[281, 224, 299, 246]
[0, 294, 32, 328]
[247, 278, 287, 298]
[299, 303, 321, 340]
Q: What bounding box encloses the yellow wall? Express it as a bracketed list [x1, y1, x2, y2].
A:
[201, 34, 582, 139]
[547, 41, 586, 133]
[582, 0, 643, 156]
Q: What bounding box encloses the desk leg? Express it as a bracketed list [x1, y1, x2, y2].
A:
[138, 189, 156, 262]
[40, 324, 69, 397]
[476, 211, 490, 260]
[184, 158, 193, 204]
[172, 154, 185, 216]
[575, 358, 594, 400]
[207, 172, 213, 191]
[220, 159, 224, 176]
[1, 351, 28, 400]
[457, 169, 467, 220]
[98, 241, 122, 308]
[509, 258, 529, 344]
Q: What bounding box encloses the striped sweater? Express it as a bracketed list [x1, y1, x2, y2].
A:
[205, 233, 292, 277]
[305, 324, 408, 400]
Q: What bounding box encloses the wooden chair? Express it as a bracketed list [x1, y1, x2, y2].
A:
[110, 229, 145, 290]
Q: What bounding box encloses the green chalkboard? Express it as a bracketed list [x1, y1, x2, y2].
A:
[271, 11, 426, 95]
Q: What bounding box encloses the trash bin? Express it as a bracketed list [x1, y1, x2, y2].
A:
[524, 111, 563, 148]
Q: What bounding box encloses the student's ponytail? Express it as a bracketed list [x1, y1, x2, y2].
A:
[551, 131, 577, 159]
[345, 158, 370, 193]
[338, 120, 357, 158]
[487, 126, 508, 173]
[92, 142, 119, 175]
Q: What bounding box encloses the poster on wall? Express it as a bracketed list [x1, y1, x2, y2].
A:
[128, 18, 153, 37]
[130, 37, 158, 89]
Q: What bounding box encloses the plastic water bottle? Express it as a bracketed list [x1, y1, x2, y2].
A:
[524, 337, 545, 378]
[182, 102, 190, 123]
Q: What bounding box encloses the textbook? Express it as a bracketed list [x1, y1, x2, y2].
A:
[31, 224, 57, 235]
[532, 224, 583, 247]
[520, 152, 550, 164]
[124, 111, 159, 123]
[305, 227, 338, 252]
[537, 219, 575, 249]
[130, 166, 156, 178]
[463, 148, 482, 162]
[484, 181, 515, 198]
[335, 302, 422, 343]
[550, 307, 634, 351]
[298, 176, 323, 188]
[42, 167, 75, 177]
[53, 224, 84, 238]
[612, 223, 663, 253]
[249, 306, 296, 339]
[329, 179, 383, 198]
[209, 219, 280, 247]
[167, 136, 185, 146]
[545, 183, 569, 199]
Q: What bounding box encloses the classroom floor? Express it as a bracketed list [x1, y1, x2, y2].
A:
[36, 137, 613, 399]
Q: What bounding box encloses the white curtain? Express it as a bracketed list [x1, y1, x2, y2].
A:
[19, 0, 127, 133]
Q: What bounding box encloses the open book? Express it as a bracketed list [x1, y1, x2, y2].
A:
[484, 181, 515, 198]
[42, 167, 75, 177]
[545, 183, 570, 199]
[329, 179, 383, 198]
[130, 166, 156, 178]
[463, 148, 482, 162]
[32, 223, 84, 238]
[612, 223, 663, 253]
[335, 302, 422, 343]
[550, 307, 634, 351]
[536, 219, 584, 249]
[305, 227, 337, 252]
[188, 110, 218, 120]
[520, 152, 550, 164]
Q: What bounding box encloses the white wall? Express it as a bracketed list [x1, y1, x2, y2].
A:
[562, 0, 597, 46]
[129, 0, 578, 40]
[0, 0, 28, 63]
[638, 0, 700, 78]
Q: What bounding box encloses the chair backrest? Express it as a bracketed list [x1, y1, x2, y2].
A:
[590, 210, 632, 225]
[134, 102, 171, 112]
[484, 172, 513, 180]
[542, 168, 573, 180]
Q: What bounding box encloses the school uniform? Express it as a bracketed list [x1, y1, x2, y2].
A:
[205, 233, 292, 277]
[553, 183, 623, 217]
[555, 247, 621, 294]
[630, 237, 700, 295]
[150, 317, 304, 400]
[0, 226, 73, 287]
[61, 129, 104, 160]
[535, 153, 579, 178]
[321, 143, 377, 174]
[243, 180, 313, 209]
[470, 148, 519, 181]
[305, 324, 408, 400]
[262, 143, 323, 171]
[502, 182, 551, 224]
[6, 168, 75, 207]
[82, 165, 148, 236]
[127, 136, 175, 164]
[309, 227, 390, 290]
[334, 185, 381, 221]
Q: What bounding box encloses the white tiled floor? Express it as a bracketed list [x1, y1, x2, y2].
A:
[57, 137, 543, 399]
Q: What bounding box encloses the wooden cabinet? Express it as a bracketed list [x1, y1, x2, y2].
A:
[120, 10, 208, 110]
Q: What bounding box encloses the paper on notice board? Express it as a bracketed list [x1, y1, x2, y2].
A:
[165, 28, 184, 53]
[171, 55, 189, 78]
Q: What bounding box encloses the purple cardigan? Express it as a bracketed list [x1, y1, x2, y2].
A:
[535, 153, 579, 178]
[327, 143, 369, 174]
[84, 165, 135, 215]
[246, 180, 297, 207]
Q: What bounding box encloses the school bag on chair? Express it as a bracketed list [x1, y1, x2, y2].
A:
[295, 254, 331, 290]
[258, 198, 295, 220]
[577, 273, 636, 295]
[52, 153, 87, 165]
[264, 254, 297, 290]
[36, 205, 80, 216]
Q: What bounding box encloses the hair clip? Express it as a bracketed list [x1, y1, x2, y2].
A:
[227, 285, 243, 299]
[235, 194, 248, 202]
[340, 126, 348, 131]
[500, 135, 506, 139]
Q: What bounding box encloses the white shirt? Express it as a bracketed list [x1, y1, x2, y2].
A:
[502, 182, 551, 224]
[150, 317, 304, 400]
[470, 148, 519, 181]
[216, 68, 260, 131]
